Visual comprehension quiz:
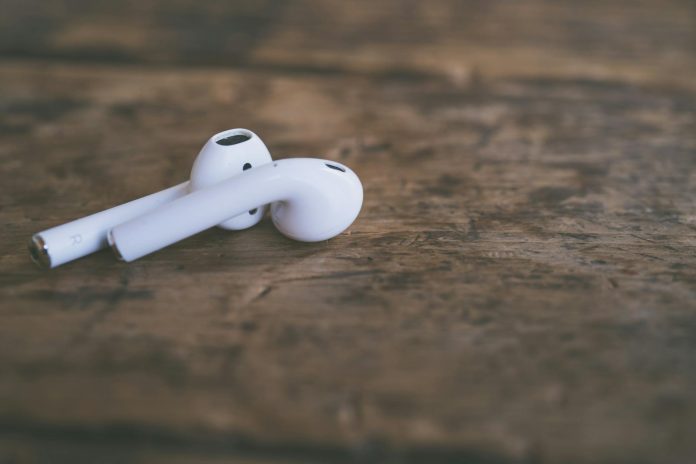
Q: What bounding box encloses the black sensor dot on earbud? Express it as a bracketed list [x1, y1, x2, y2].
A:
[244, 163, 255, 214]
[245, 162, 255, 214]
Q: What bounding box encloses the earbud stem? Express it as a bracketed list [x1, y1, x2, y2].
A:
[109, 165, 284, 262]
[30, 182, 190, 268]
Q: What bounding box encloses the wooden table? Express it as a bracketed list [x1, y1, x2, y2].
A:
[1, 1, 695, 462]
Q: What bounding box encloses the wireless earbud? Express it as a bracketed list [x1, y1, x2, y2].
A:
[108, 158, 363, 262]
[29, 129, 272, 268]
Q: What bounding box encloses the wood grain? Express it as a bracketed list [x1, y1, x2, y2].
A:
[1, 1, 695, 463]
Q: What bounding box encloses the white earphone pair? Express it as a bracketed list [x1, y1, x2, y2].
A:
[29, 129, 363, 268]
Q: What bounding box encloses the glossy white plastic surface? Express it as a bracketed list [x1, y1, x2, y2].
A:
[31, 128, 272, 268]
[31, 182, 189, 268]
[109, 158, 363, 262]
[190, 128, 272, 230]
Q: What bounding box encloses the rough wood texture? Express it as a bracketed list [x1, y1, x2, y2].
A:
[1, 1, 695, 463]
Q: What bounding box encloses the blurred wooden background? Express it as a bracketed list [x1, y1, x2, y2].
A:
[1, 1, 695, 462]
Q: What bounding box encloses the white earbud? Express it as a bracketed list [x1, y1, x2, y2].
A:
[108, 158, 363, 262]
[30, 129, 272, 268]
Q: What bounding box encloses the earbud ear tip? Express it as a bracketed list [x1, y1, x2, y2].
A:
[189, 128, 273, 231]
[268, 160, 363, 242]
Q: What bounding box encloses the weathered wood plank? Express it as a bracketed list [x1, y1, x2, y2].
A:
[1, 58, 695, 462]
[0, 0, 695, 462]
[1, 0, 694, 88]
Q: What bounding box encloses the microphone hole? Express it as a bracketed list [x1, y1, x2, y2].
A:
[325, 163, 345, 172]
[249, 208, 258, 215]
[216, 134, 250, 146]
